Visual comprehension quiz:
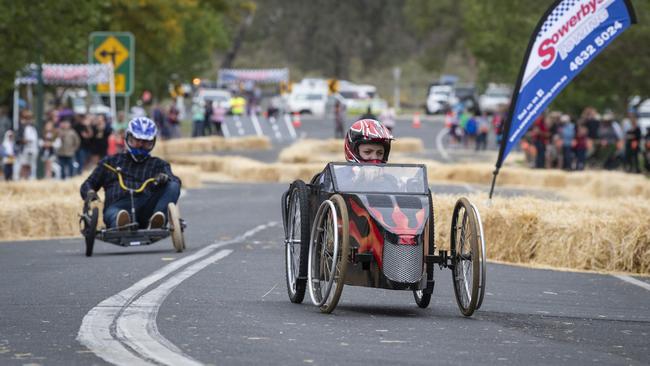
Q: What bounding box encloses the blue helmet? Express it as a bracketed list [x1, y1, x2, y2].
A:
[126, 117, 158, 162]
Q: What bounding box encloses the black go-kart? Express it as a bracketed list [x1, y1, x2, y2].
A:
[79, 164, 186, 257]
[281, 162, 486, 316]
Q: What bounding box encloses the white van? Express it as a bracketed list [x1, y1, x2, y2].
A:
[287, 84, 328, 116]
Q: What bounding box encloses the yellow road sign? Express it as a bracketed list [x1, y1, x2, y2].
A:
[97, 74, 126, 93]
[94, 36, 129, 68]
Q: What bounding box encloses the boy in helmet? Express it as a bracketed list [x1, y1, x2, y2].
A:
[80, 117, 181, 230]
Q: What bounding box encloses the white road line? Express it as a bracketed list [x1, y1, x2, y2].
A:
[116, 249, 233, 366]
[78, 222, 278, 366]
[250, 114, 264, 137]
[613, 275, 650, 291]
[222, 122, 230, 138]
[435, 127, 450, 162]
[284, 113, 297, 140]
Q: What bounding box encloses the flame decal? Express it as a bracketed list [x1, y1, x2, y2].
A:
[349, 198, 384, 267]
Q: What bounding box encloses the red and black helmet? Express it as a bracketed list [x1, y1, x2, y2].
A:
[344, 119, 393, 163]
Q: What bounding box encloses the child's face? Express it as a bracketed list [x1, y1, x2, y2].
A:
[358, 143, 385, 162]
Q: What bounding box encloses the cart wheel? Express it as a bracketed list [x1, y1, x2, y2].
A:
[308, 194, 349, 313]
[450, 197, 482, 316]
[81, 207, 98, 257]
[168, 203, 185, 253]
[413, 289, 431, 308]
[284, 180, 311, 304]
[469, 202, 487, 310]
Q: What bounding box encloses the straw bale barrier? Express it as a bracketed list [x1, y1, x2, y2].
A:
[154, 135, 271, 157]
[430, 194, 650, 274]
[0, 163, 202, 241]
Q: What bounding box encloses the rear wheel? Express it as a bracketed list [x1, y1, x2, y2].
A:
[168, 203, 185, 252]
[308, 194, 349, 313]
[284, 180, 311, 303]
[450, 198, 481, 316]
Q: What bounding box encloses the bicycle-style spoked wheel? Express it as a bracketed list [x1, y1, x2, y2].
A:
[450, 197, 480, 316]
[80, 204, 98, 257]
[469, 201, 487, 310]
[308, 194, 349, 313]
[284, 180, 311, 303]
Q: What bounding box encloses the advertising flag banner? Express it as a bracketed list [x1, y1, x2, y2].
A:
[489, 0, 637, 198]
[496, 0, 637, 169]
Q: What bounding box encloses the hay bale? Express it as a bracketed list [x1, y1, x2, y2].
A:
[155, 136, 271, 157]
[430, 194, 650, 274]
[171, 164, 202, 189]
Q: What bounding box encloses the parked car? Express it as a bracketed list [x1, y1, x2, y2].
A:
[197, 88, 232, 110]
[287, 86, 328, 116]
[479, 84, 511, 114]
[425, 84, 457, 115]
[454, 85, 480, 114]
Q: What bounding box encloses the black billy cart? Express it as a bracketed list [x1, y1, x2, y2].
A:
[79, 164, 186, 257]
[281, 162, 486, 316]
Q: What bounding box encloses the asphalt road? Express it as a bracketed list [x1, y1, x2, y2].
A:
[1, 114, 648, 365]
[1, 182, 649, 366]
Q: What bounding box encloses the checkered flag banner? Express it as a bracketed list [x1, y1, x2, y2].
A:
[490, 0, 637, 198]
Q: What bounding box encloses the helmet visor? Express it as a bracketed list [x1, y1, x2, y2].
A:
[126, 134, 155, 151]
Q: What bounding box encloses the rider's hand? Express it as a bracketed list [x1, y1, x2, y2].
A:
[86, 189, 98, 201]
[154, 173, 169, 186]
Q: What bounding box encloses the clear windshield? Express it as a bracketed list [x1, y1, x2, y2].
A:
[331, 164, 427, 193]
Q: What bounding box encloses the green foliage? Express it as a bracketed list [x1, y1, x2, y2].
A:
[0, 0, 232, 105]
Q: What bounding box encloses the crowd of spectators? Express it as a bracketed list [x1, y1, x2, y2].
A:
[521, 107, 649, 173]
[445, 104, 650, 174]
[0, 101, 185, 181]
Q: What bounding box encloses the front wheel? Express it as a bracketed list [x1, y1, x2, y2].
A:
[450, 197, 483, 316]
[168, 203, 185, 253]
[308, 194, 349, 313]
[413, 289, 431, 308]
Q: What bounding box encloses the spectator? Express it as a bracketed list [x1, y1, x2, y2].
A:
[623, 113, 641, 173]
[56, 119, 80, 179]
[40, 120, 58, 179]
[333, 100, 346, 138]
[476, 111, 490, 151]
[598, 112, 621, 170]
[560, 114, 575, 170]
[574, 124, 588, 171]
[191, 99, 205, 137]
[530, 114, 549, 169]
[643, 128, 650, 173]
[203, 100, 213, 136]
[152, 103, 169, 139]
[16, 110, 39, 180]
[89, 114, 109, 167]
[464, 112, 478, 148]
[1, 130, 15, 180]
[167, 104, 181, 138]
[210, 102, 226, 136]
[0, 106, 11, 138]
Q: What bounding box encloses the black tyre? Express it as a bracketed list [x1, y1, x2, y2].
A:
[308, 194, 349, 314]
[168, 203, 185, 253]
[413, 289, 431, 308]
[83, 207, 98, 257]
[450, 197, 481, 316]
[284, 180, 311, 303]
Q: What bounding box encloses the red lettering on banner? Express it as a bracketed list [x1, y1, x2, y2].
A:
[536, 0, 604, 69]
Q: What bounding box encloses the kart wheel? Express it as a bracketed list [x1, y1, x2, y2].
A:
[413, 289, 431, 308]
[285, 180, 311, 304]
[450, 197, 481, 316]
[168, 203, 185, 253]
[469, 201, 487, 310]
[308, 194, 349, 313]
[81, 207, 98, 257]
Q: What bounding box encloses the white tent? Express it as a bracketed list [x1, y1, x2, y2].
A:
[13, 63, 115, 129]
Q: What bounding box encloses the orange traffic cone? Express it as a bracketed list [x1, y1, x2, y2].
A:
[444, 111, 454, 128]
[412, 112, 421, 128]
[292, 112, 302, 128]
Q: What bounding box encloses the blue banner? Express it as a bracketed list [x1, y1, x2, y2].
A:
[496, 0, 637, 168]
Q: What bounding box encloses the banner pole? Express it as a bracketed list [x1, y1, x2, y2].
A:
[488, 168, 499, 200]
